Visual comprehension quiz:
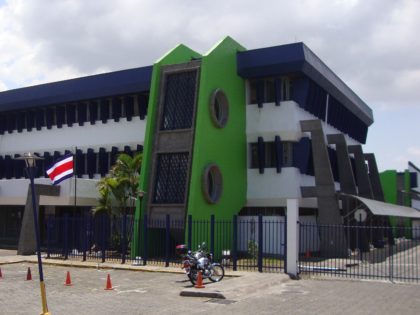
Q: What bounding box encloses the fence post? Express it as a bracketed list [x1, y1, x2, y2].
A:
[46, 215, 52, 259]
[64, 214, 69, 260]
[188, 215, 192, 250]
[101, 214, 106, 263]
[286, 199, 299, 277]
[233, 215, 238, 271]
[121, 212, 127, 264]
[258, 214, 263, 272]
[165, 214, 170, 267]
[388, 227, 394, 282]
[357, 220, 361, 261]
[210, 214, 215, 256]
[143, 214, 148, 266]
[284, 215, 287, 274]
[82, 214, 87, 262]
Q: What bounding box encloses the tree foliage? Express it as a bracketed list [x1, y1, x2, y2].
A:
[93, 152, 143, 216]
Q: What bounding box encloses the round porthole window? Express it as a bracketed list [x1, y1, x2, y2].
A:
[210, 89, 229, 128]
[202, 164, 223, 204]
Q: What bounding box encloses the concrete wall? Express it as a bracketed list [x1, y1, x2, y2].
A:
[0, 116, 146, 155]
[246, 101, 360, 145]
[0, 177, 99, 206]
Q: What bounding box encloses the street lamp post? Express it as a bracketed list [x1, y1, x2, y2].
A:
[18, 152, 51, 315]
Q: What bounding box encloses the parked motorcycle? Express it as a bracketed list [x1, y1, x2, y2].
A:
[176, 243, 225, 285]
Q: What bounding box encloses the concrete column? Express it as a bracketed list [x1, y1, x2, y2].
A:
[286, 198, 299, 277]
[300, 120, 347, 257]
[327, 134, 357, 195]
[348, 145, 373, 199]
[364, 153, 385, 201]
[364, 153, 386, 244]
[17, 184, 60, 255]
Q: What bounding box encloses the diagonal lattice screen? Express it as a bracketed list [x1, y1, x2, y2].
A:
[153, 152, 189, 203]
[160, 70, 197, 130]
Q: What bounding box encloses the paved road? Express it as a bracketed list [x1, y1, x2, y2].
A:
[1, 262, 420, 314]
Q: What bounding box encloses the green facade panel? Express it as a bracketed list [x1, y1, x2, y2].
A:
[380, 170, 412, 237]
[133, 44, 202, 256]
[133, 37, 248, 256]
[380, 170, 397, 204]
[187, 36, 247, 221]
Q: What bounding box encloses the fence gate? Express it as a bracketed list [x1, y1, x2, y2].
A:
[186, 215, 287, 273]
[298, 223, 420, 283]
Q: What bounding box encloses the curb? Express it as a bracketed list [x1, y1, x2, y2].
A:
[0, 257, 243, 277]
[180, 289, 226, 299]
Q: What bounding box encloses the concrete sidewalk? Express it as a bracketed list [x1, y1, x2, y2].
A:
[180, 272, 290, 299]
[0, 249, 247, 277]
[2, 250, 420, 314]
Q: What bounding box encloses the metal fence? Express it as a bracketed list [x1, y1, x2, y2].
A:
[299, 223, 420, 283]
[43, 214, 287, 273]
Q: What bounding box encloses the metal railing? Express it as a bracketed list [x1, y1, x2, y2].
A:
[43, 214, 287, 273]
[299, 223, 420, 283]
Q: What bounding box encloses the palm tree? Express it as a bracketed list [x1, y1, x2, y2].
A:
[94, 152, 143, 216]
[93, 152, 143, 251]
[111, 152, 143, 215]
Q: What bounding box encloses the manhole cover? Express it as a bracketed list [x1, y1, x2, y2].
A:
[207, 299, 237, 305]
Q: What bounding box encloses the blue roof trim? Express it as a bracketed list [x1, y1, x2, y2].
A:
[0, 66, 152, 112]
[237, 43, 373, 125]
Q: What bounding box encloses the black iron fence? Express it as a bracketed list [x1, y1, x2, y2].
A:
[42, 215, 420, 282]
[43, 214, 286, 273]
[299, 223, 420, 283]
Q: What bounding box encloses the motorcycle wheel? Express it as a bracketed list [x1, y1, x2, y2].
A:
[209, 263, 224, 282]
[189, 268, 198, 285]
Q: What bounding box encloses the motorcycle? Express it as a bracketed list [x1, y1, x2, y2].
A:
[176, 243, 225, 285]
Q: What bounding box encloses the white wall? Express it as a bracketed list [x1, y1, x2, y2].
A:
[408, 163, 420, 211]
[0, 177, 99, 206]
[246, 101, 360, 145]
[247, 167, 314, 206]
[246, 100, 346, 208]
[413, 220, 420, 239]
[0, 116, 146, 155]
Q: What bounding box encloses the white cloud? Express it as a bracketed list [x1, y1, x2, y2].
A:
[0, 0, 419, 110]
[1, 0, 420, 172]
[0, 80, 6, 91]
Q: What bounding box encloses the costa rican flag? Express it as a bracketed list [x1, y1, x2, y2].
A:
[46, 154, 74, 185]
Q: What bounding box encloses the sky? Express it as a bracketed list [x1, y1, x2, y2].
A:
[0, 0, 419, 172]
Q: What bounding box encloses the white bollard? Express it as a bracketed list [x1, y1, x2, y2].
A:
[286, 198, 299, 277]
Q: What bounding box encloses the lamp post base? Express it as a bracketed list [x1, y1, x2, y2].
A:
[39, 281, 51, 315]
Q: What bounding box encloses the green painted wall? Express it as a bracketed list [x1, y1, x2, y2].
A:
[132, 44, 202, 256]
[133, 37, 248, 256]
[380, 170, 397, 204]
[404, 170, 412, 207]
[403, 170, 412, 236]
[380, 170, 412, 237]
[380, 170, 399, 233]
[187, 36, 247, 221]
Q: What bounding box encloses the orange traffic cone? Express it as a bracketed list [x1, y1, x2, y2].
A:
[104, 273, 113, 290]
[65, 271, 72, 286]
[26, 267, 32, 281]
[194, 271, 205, 289]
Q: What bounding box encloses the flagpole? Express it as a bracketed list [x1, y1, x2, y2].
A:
[74, 146, 77, 210]
[73, 146, 77, 247]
